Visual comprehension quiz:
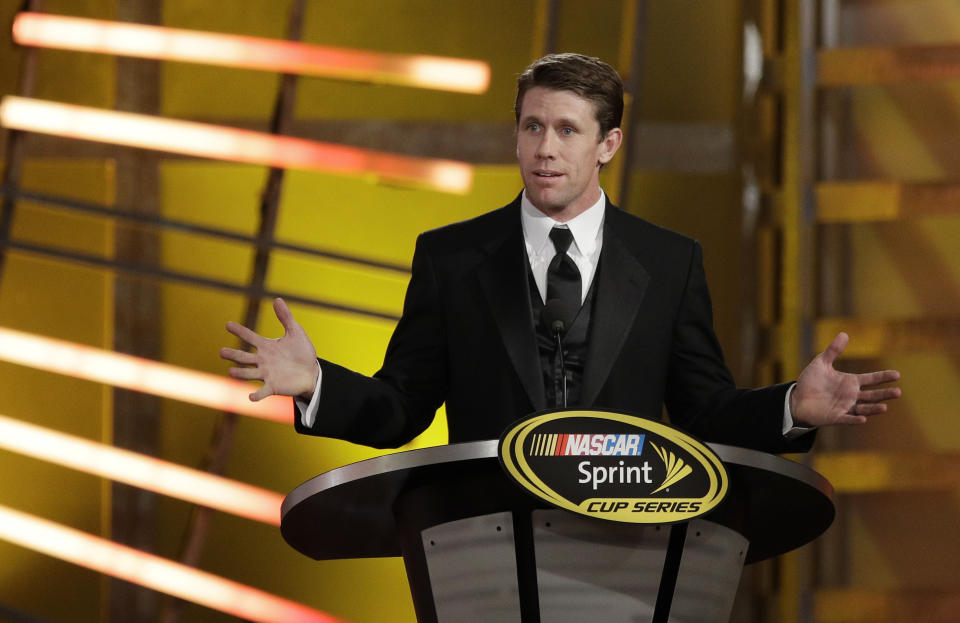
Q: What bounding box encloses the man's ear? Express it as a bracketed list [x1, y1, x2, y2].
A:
[598, 127, 623, 165]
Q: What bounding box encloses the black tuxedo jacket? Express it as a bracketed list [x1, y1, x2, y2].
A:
[296, 195, 813, 454]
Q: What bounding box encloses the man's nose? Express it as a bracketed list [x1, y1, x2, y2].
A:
[535, 130, 556, 159]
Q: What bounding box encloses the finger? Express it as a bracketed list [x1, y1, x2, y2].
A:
[249, 385, 272, 402]
[849, 402, 886, 416]
[856, 369, 901, 387]
[226, 321, 265, 347]
[229, 366, 263, 381]
[858, 387, 901, 403]
[219, 347, 256, 365]
[273, 298, 299, 334]
[821, 332, 849, 366]
[834, 413, 868, 425]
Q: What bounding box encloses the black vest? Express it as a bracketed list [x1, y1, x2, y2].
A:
[529, 266, 597, 408]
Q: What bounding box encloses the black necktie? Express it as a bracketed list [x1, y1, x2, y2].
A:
[546, 227, 581, 329]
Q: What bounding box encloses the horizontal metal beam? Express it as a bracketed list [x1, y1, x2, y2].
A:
[759, 317, 960, 361]
[819, 45, 960, 86]
[814, 452, 960, 493]
[817, 181, 960, 222]
[0, 238, 401, 322]
[0, 186, 410, 275]
[629, 121, 734, 174]
[815, 317, 960, 357]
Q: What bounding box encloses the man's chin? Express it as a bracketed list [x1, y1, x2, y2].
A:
[526, 191, 568, 215]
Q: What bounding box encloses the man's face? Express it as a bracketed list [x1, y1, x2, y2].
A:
[516, 87, 621, 221]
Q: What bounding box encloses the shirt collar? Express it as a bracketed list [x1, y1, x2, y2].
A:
[520, 189, 606, 257]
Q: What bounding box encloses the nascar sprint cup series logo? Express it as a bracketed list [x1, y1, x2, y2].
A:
[499, 410, 728, 523]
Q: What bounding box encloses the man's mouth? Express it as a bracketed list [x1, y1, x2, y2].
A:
[534, 170, 563, 178]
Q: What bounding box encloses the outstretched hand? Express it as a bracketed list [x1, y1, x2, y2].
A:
[790, 332, 901, 428]
[220, 298, 319, 401]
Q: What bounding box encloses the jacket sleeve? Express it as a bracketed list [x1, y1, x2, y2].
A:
[294, 233, 449, 448]
[664, 241, 815, 453]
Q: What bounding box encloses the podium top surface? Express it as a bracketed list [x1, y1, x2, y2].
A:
[281, 441, 834, 564]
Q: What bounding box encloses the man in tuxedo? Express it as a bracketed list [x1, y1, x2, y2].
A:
[221, 53, 900, 452]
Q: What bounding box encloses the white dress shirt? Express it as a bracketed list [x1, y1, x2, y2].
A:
[521, 189, 605, 305]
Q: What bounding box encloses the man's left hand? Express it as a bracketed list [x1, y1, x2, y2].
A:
[790, 332, 901, 427]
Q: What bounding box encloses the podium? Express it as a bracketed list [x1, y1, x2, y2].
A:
[282, 441, 834, 623]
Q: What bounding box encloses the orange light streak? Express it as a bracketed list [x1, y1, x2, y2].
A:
[0, 504, 350, 623]
[0, 413, 282, 525]
[0, 326, 291, 422]
[0, 96, 473, 193]
[12, 12, 489, 94]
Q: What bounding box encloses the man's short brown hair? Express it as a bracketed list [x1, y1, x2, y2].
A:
[515, 53, 624, 139]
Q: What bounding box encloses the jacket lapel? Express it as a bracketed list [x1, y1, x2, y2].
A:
[582, 205, 650, 405]
[476, 206, 547, 411]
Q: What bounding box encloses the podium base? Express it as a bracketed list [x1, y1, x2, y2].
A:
[282, 441, 834, 623]
[420, 509, 746, 623]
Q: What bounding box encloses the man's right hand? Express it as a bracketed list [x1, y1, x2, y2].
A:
[220, 297, 319, 401]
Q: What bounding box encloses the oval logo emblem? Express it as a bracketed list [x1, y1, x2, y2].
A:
[499, 410, 728, 524]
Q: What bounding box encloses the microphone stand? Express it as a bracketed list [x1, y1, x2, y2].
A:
[550, 320, 567, 408]
[542, 299, 571, 409]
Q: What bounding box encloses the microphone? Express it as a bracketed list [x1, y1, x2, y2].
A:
[541, 298, 574, 336]
[542, 299, 573, 408]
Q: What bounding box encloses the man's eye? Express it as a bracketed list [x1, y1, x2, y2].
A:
[527, 123, 540, 132]
[561, 127, 574, 136]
